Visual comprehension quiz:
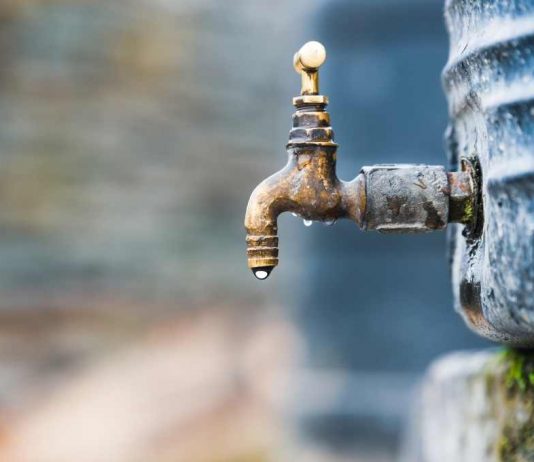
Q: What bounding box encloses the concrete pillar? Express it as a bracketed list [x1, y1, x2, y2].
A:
[403, 350, 534, 462]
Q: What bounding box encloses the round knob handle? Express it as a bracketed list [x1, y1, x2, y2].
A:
[293, 41, 327, 96]
[293, 41, 326, 73]
[295, 41, 327, 70]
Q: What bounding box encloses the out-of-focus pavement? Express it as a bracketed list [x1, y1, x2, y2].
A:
[0, 305, 295, 462]
[0, 304, 401, 462]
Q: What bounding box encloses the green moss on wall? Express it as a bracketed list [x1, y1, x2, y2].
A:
[497, 422, 534, 461]
[498, 349, 534, 394]
[492, 349, 534, 461]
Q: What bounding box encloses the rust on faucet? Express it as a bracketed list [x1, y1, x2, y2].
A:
[244, 41, 477, 279]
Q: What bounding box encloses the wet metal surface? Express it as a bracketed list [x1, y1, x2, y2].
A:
[361, 164, 449, 233]
[245, 41, 476, 280]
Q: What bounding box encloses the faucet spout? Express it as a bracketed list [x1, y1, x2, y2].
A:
[244, 167, 290, 278]
[245, 156, 367, 279]
[245, 144, 365, 278]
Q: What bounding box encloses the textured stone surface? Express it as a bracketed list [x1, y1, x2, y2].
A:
[403, 350, 534, 462]
[444, 0, 534, 344]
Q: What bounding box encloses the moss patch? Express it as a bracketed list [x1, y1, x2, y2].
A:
[493, 349, 534, 461]
[497, 423, 534, 461]
[498, 349, 534, 395]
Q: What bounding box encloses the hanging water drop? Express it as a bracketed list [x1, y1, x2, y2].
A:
[323, 219, 336, 226]
[252, 266, 272, 280]
[254, 270, 269, 279]
[303, 219, 313, 227]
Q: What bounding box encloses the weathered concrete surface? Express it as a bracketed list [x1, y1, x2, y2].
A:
[444, 0, 534, 344]
[403, 350, 534, 462]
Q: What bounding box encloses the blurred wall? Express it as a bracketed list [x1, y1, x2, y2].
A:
[0, 0, 314, 309]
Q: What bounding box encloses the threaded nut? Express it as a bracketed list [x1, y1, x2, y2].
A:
[246, 235, 279, 269]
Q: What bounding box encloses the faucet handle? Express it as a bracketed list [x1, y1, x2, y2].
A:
[293, 41, 326, 96]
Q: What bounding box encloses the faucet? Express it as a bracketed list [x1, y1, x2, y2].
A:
[245, 41, 478, 280]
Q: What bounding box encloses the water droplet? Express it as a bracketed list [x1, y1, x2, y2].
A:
[303, 219, 313, 227]
[252, 267, 272, 280]
[323, 219, 336, 226]
[291, 213, 298, 217]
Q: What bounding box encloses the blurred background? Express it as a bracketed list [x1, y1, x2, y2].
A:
[0, 0, 489, 461]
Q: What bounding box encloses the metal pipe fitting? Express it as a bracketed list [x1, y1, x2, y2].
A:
[244, 41, 477, 280]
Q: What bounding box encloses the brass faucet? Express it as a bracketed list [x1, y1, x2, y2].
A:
[245, 42, 478, 280]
